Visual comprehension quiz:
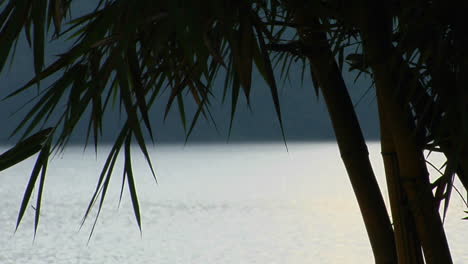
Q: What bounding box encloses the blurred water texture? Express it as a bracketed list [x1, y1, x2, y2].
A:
[0, 143, 466, 264]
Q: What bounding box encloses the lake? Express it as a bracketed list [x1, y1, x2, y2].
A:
[0, 143, 467, 263]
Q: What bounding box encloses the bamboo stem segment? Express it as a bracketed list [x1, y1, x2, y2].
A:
[358, 2, 453, 261]
[292, 14, 398, 264]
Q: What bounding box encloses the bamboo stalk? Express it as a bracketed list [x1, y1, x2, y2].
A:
[291, 15, 397, 263]
[358, 2, 453, 261]
[374, 65, 452, 264]
[378, 89, 424, 264]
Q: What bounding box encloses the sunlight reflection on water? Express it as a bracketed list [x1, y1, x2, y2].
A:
[0, 143, 466, 263]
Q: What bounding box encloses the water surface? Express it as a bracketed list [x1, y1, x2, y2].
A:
[0, 143, 466, 263]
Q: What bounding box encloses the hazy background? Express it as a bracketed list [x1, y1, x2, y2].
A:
[0, 2, 380, 144]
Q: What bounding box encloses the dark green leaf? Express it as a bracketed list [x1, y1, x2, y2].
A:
[34, 140, 50, 237]
[252, 17, 287, 145]
[124, 135, 142, 233]
[32, 0, 46, 76]
[0, 127, 52, 172]
[127, 45, 153, 140]
[16, 141, 50, 231]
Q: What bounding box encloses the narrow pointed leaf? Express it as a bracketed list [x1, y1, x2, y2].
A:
[0, 127, 52, 172]
[176, 94, 187, 132]
[34, 140, 50, 237]
[81, 125, 128, 227]
[228, 74, 240, 139]
[124, 135, 142, 232]
[237, 11, 254, 101]
[252, 20, 287, 144]
[128, 46, 153, 140]
[32, 0, 46, 76]
[16, 143, 49, 230]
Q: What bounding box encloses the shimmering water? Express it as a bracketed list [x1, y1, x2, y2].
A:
[0, 143, 466, 263]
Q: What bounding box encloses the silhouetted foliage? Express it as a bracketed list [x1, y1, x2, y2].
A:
[1, 1, 467, 262]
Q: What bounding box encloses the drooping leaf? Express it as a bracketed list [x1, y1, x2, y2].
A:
[34, 140, 50, 237]
[176, 94, 187, 132]
[32, 0, 46, 76]
[0, 0, 29, 72]
[252, 16, 287, 144]
[127, 45, 153, 140]
[0, 127, 52, 172]
[228, 72, 240, 139]
[81, 124, 128, 229]
[117, 59, 157, 182]
[15, 140, 50, 232]
[124, 135, 142, 233]
[237, 9, 254, 102]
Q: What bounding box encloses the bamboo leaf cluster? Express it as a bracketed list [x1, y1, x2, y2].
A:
[0, 1, 467, 262]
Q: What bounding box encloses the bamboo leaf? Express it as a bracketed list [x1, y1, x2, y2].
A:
[11, 73, 70, 141]
[117, 62, 157, 182]
[16, 142, 50, 231]
[52, 0, 64, 34]
[237, 10, 254, 102]
[124, 135, 142, 232]
[0, 2, 15, 26]
[127, 45, 153, 140]
[0, 127, 52, 172]
[0, 0, 29, 72]
[222, 58, 233, 103]
[252, 18, 287, 144]
[81, 125, 128, 228]
[203, 30, 226, 68]
[118, 170, 126, 208]
[87, 148, 118, 243]
[3, 45, 87, 100]
[34, 140, 50, 237]
[228, 72, 240, 139]
[164, 80, 187, 121]
[32, 0, 46, 76]
[185, 84, 212, 143]
[176, 94, 187, 132]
